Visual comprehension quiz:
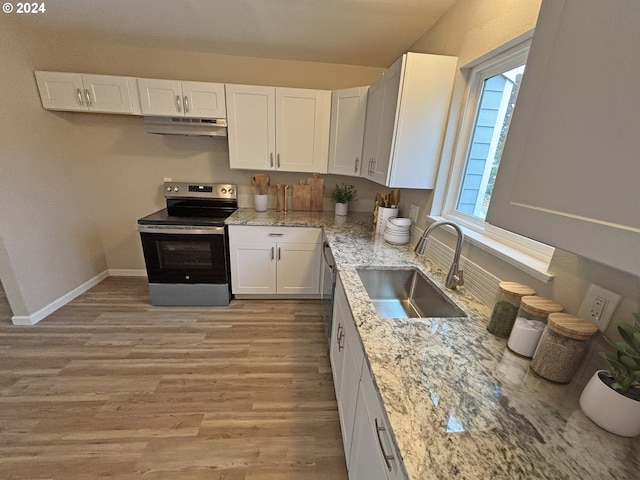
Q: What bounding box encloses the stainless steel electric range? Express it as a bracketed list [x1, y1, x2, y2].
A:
[137, 182, 237, 306]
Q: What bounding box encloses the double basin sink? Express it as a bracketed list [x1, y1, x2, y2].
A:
[357, 267, 466, 319]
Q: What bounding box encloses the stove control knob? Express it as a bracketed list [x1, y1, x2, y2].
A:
[173, 186, 179, 192]
[185, 275, 190, 280]
[166, 186, 172, 192]
[221, 188, 227, 194]
[228, 188, 234, 194]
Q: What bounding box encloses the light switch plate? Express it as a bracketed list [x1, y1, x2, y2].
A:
[163, 177, 172, 182]
[577, 283, 622, 332]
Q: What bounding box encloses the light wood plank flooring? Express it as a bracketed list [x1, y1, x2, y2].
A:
[0, 277, 348, 479]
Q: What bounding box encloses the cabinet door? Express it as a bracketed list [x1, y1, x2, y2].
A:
[328, 87, 368, 176]
[182, 81, 226, 118]
[276, 242, 321, 295]
[371, 56, 402, 185]
[34, 72, 87, 111]
[330, 280, 347, 399]
[229, 241, 277, 294]
[137, 78, 184, 116]
[361, 74, 385, 180]
[350, 364, 406, 480]
[276, 88, 331, 173]
[226, 84, 276, 170]
[486, 0, 640, 276]
[82, 74, 134, 114]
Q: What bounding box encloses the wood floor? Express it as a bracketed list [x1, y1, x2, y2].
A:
[0, 277, 348, 479]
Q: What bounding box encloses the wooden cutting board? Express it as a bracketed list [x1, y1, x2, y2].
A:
[292, 181, 311, 211]
[307, 173, 324, 211]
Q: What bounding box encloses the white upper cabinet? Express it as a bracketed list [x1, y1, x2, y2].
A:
[226, 84, 331, 173]
[225, 84, 276, 170]
[486, 0, 640, 276]
[361, 53, 457, 189]
[137, 79, 226, 118]
[35, 71, 141, 115]
[328, 86, 368, 176]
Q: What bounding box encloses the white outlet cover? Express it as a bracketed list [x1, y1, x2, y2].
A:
[577, 283, 622, 332]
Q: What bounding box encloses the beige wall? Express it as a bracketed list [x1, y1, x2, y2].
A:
[0, 17, 384, 319]
[401, 0, 639, 337]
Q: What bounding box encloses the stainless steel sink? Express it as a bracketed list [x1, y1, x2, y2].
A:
[356, 268, 467, 319]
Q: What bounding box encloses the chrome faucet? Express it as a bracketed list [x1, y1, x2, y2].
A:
[414, 220, 465, 290]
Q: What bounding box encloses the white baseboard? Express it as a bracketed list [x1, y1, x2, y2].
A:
[108, 269, 147, 277]
[11, 270, 110, 326]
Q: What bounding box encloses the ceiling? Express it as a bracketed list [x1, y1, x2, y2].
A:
[14, 0, 457, 67]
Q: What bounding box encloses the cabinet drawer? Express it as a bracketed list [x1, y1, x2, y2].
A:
[229, 225, 321, 244]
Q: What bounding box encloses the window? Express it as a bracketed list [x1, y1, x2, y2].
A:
[437, 38, 554, 281]
[456, 64, 524, 220]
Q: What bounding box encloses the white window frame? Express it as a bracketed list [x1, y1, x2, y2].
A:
[431, 35, 555, 282]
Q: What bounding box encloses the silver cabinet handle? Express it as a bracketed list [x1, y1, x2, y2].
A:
[84, 89, 92, 107]
[271, 247, 275, 260]
[355, 157, 359, 173]
[336, 324, 344, 351]
[371, 158, 376, 175]
[277, 247, 281, 261]
[270, 153, 274, 168]
[183, 95, 189, 113]
[375, 418, 395, 471]
[277, 153, 281, 168]
[76, 88, 84, 106]
[268, 233, 284, 237]
[176, 95, 182, 112]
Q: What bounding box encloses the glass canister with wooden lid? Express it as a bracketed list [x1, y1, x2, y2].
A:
[531, 313, 599, 383]
[487, 282, 536, 338]
[507, 296, 564, 357]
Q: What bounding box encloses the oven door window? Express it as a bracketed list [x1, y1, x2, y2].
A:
[140, 232, 229, 283]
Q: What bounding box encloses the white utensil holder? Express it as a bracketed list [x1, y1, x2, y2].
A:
[375, 207, 399, 236]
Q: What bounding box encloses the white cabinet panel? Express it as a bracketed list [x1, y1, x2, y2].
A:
[276, 242, 321, 295]
[35, 71, 137, 114]
[328, 86, 368, 176]
[486, 0, 640, 275]
[137, 78, 183, 116]
[226, 84, 276, 170]
[276, 88, 331, 173]
[229, 241, 276, 295]
[226, 85, 330, 173]
[181, 81, 226, 118]
[138, 78, 226, 118]
[360, 53, 457, 189]
[228, 226, 321, 296]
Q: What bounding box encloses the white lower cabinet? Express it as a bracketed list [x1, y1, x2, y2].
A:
[330, 276, 406, 480]
[330, 276, 364, 462]
[228, 226, 321, 295]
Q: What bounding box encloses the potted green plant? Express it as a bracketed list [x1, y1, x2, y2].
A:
[580, 312, 640, 437]
[331, 183, 357, 216]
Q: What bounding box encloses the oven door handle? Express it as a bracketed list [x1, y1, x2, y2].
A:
[137, 226, 225, 235]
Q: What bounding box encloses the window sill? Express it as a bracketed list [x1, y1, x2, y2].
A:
[427, 216, 554, 283]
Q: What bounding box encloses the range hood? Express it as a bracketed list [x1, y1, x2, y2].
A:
[144, 116, 227, 137]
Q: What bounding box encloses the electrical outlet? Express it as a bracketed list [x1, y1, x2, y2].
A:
[164, 177, 172, 182]
[577, 283, 622, 332]
[409, 204, 419, 223]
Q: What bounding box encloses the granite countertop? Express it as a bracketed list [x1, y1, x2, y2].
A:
[226, 208, 639, 479]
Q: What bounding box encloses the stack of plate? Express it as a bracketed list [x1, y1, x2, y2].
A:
[384, 217, 411, 245]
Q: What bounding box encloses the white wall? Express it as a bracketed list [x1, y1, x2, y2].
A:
[0, 17, 384, 320]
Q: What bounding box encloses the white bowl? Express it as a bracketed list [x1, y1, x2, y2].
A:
[385, 225, 410, 234]
[383, 230, 410, 245]
[388, 217, 412, 227]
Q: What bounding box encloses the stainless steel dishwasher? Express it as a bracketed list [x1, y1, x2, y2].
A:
[321, 241, 337, 339]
